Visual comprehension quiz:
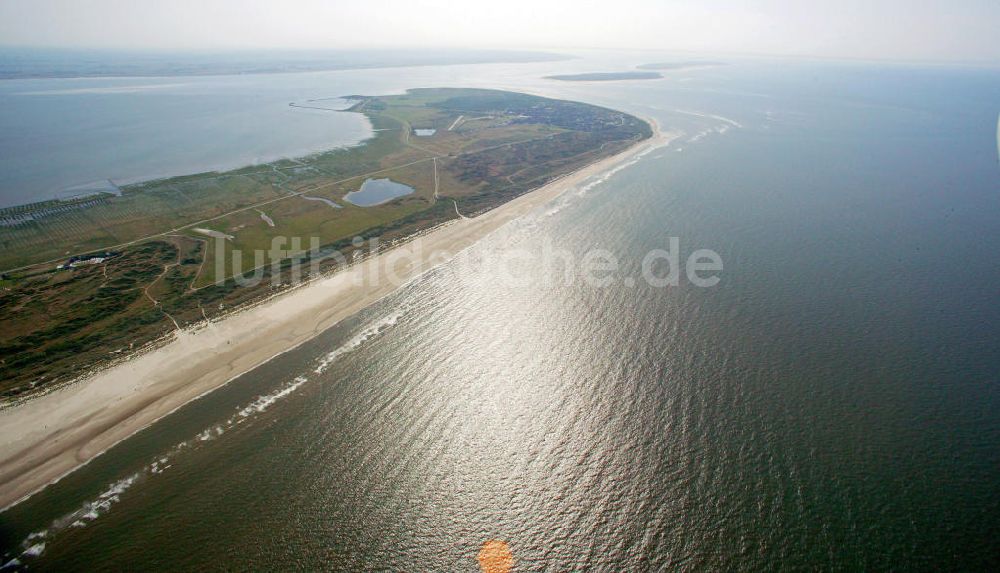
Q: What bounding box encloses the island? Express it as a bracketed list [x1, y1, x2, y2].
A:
[545, 71, 662, 81]
[0, 88, 653, 402]
[0, 88, 668, 511]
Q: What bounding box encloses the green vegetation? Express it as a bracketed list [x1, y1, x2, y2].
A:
[0, 88, 651, 400]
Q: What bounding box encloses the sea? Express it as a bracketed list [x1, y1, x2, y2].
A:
[1, 51, 999, 570]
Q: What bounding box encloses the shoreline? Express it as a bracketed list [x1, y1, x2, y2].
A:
[0, 119, 674, 511]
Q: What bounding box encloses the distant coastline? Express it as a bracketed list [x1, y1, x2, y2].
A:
[637, 61, 727, 71]
[546, 71, 662, 82]
[544, 62, 727, 82]
[0, 47, 570, 80]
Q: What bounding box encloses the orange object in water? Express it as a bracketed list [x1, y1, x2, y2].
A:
[477, 539, 514, 573]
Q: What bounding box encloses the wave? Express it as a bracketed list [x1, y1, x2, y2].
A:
[314, 310, 404, 374]
[686, 122, 735, 144]
[535, 135, 676, 221]
[3, 310, 404, 568]
[234, 376, 308, 420]
[2, 474, 141, 570]
[652, 107, 744, 128]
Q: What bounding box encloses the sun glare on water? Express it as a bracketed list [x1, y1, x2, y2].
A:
[477, 540, 514, 573]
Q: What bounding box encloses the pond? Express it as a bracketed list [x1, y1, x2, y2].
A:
[343, 178, 415, 207]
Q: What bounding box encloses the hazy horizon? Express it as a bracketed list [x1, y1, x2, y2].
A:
[1, 0, 999, 65]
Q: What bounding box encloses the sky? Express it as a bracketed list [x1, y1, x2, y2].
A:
[1, 0, 999, 64]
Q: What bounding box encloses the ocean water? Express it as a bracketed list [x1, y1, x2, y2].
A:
[1, 56, 999, 570]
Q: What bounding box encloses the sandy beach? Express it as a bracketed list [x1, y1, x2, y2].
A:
[0, 121, 672, 511]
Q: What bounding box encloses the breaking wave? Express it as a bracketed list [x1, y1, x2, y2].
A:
[536, 136, 673, 221]
[314, 310, 404, 374]
[3, 311, 403, 569]
[235, 376, 308, 420]
[2, 474, 141, 570]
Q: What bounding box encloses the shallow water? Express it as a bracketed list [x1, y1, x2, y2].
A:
[343, 177, 415, 207]
[0, 54, 628, 207]
[0, 79, 373, 207]
[1, 56, 999, 570]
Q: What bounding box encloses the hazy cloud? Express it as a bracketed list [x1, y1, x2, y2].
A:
[1, 0, 998, 63]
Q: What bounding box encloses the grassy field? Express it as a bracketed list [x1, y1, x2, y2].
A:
[0, 88, 651, 400]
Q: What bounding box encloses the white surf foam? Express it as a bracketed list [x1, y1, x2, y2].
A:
[535, 136, 675, 222]
[4, 473, 141, 565]
[656, 107, 744, 128]
[5, 367, 319, 565]
[234, 376, 308, 419]
[314, 311, 404, 374]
